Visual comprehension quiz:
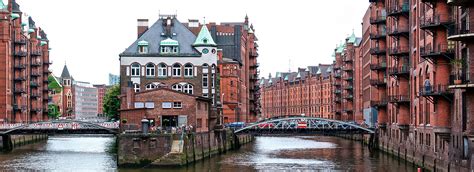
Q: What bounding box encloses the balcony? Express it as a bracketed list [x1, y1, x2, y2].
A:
[447, 0, 474, 7]
[369, 32, 387, 40]
[420, 43, 455, 62]
[43, 61, 53, 65]
[343, 95, 354, 100]
[343, 76, 353, 81]
[344, 85, 353, 90]
[14, 64, 26, 70]
[31, 73, 41, 78]
[370, 47, 387, 55]
[387, 2, 409, 17]
[30, 93, 40, 99]
[30, 82, 39, 88]
[388, 26, 409, 37]
[250, 63, 259, 69]
[343, 109, 353, 113]
[342, 65, 353, 71]
[14, 77, 25, 82]
[370, 99, 388, 107]
[449, 73, 474, 89]
[13, 88, 26, 94]
[14, 50, 27, 57]
[335, 97, 342, 103]
[420, 15, 454, 31]
[31, 50, 42, 56]
[334, 73, 341, 78]
[370, 15, 387, 25]
[31, 108, 42, 113]
[448, 24, 474, 42]
[31, 62, 42, 67]
[250, 51, 258, 57]
[388, 66, 410, 77]
[389, 46, 409, 56]
[333, 82, 341, 86]
[370, 62, 387, 71]
[370, 78, 387, 87]
[43, 70, 51, 74]
[333, 66, 341, 70]
[388, 95, 410, 104]
[14, 37, 27, 45]
[419, 84, 453, 101]
[334, 90, 342, 94]
[12, 104, 26, 112]
[43, 88, 50, 92]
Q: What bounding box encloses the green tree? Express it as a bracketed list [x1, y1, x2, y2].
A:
[103, 84, 121, 120]
[48, 104, 60, 119]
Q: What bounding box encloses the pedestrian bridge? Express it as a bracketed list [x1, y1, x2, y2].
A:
[0, 120, 119, 135]
[234, 117, 374, 135]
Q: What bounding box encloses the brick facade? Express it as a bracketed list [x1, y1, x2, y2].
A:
[0, 0, 51, 123]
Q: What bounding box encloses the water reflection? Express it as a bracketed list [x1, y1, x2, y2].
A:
[0, 135, 416, 172]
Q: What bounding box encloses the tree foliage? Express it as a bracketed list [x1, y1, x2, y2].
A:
[103, 84, 120, 120]
[48, 104, 61, 119]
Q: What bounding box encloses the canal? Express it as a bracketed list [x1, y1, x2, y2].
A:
[0, 135, 417, 171]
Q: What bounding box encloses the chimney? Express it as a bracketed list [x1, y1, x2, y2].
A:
[126, 81, 135, 109]
[217, 49, 223, 61]
[137, 19, 149, 38]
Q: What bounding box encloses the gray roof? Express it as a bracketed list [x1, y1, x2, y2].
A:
[12, 0, 20, 12]
[61, 64, 71, 79]
[262, 64, 333, 85]
[40, 30, 48, 40]
[28, 17, 36, 29]
[121, 18, 200, 57]
[307, 66, 319, 75]
[210, 25, 243, 63]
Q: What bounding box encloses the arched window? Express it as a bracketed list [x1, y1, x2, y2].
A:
[134, 83, 140, 92]
[158, 63, 167, 77]
[184, 84, 193, 94]
[172, 84, 182, 92]
[146, 84, 157, 90]
[202, 63, 209, 67]
[146, 63, 155, 77]
[173, 63, 181, 77]
[131, 63, 140, 76]
[184, 63, 193, 77]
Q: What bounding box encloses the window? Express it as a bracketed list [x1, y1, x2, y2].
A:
[172, 84, 182, 92]
[184, 84, 193, 94]
[133, 83, 140, 92]
[134, 102, 145, 108]
[146, 63, 155, 77]
[211, 74, 215, 88]
[203, 93, 208, 97]
[173, 63, 181, 77]
[162, 102, 172, 109]
[184, 63, 193, 77]
[145, 102, 154, 108]
[146, 84, 156, 90]
[172, 46, 179, 53]
[197, 118, 202, 128]
[173, 102, 182, 108]
[158, 63, 167, 77]
[131, 63, 140, 76]
[138, 45, 148, 54]
[202, 74, 208, 88]
[230, 81, 234, 87]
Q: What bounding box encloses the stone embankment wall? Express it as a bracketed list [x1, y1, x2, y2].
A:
[0, 134, 48, 151]
[118, 129, 253, 167]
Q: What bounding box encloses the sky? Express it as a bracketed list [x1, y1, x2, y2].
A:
[16, 0, 369, 84]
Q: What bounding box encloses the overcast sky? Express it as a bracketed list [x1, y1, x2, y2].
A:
[16, 0, 369, 84]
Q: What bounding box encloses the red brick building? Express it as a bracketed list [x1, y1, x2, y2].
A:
[119, 87, 211, 133]
[93, 84, 107, 116]
[0, 0, 51, 123]
[186, 16, 260, 123]
[260, 65, 333, 119]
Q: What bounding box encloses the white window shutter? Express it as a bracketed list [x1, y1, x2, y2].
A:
[194, 67, 197, 76]
[168, 67, 172, 76]
[126, 66, 130, 76]
[141, 67, 145, 76]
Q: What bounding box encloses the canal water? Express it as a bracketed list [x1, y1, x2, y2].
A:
[0, 135, 418, 171]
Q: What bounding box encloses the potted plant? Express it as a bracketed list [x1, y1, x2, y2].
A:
[451, 59, 465, 84]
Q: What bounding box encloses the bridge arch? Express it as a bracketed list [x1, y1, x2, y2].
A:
[0, 120, 118, 135]
[234, 117, 374, 134]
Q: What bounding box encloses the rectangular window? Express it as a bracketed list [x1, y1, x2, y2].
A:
[145, 102, 154, 108]
[197, 118, 202, 128]
[202, 74, 208, 88]
[173, 102, 182, 108]
[211, 74, 215, 88]
[162, 102, 172, 109]
[134, 102, 145, 108]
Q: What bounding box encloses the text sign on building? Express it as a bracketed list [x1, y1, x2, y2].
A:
[162, 102, 172, 109]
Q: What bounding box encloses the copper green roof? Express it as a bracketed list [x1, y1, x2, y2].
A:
[348, 32, 357, 44]
[137, 40, 149, 46]
[11, 13, 20, 20]
[160, 38, 179, 46]
[40, 41, 47, 46]
[284, 75, 289, 81]
[336, 43, 345, 53]
[193, 25, 216, 47]
[0, 1, 5, 10]
[28, 29, 34, 33]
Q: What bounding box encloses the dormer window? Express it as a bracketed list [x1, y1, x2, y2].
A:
[160, 38, 179, 54]
[138, 40, 149, 54]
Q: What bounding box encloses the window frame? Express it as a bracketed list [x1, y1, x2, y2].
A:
[184, 63, 194, 77]
[145, 63, 155, 77]
[172, 63, 182, 77]
[173, 102, 182, 109]
[131, 63, 141, 77]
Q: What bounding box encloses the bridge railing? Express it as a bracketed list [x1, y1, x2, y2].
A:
[0, 121, 119, 130]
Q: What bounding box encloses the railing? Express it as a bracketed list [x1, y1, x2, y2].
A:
[370, 99, 388, 107]
[334, 90, 342, 94]
[447, 0, 474, 7]
[14, 64, 26, 69]
[14, 77, 25, 82]
[388, 25, 409, 36]
[344, 86, 354, 90]
[13, 50, 27, 57]
[420, 43, 455, 57]
[448, 20, 474, 41]
[388, 95, 410, 103]
[13, 88, 26, 94]
[30, 82, 39, 87]
[389, 66, 410, 76]
[389, 46, 410, 55]
[387, 2, 409, 16]
[31, 50, 42, 56]
[31, 61, 42, 66]
[14, 37, 27, 44]
[342, 65, 353, 71]
[250, 51, 258, 57]
[370, 79, 387, 86]
[370, 47, 387, 55]
[334, 73, 341, 78]
[370, 15, 387, 24]
[420, 14, 453, 29]
[419, 84, 452, 96]
[343, 95, 354, 100]
[30, 93, 40, 98]
[31, 73, 41, 77]
[370, 62, 387, 70]
[369, 31, 387, 39]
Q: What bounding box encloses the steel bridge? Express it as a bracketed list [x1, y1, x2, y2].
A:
[234, 117, 375, 135]
[0, 120, 119, 135]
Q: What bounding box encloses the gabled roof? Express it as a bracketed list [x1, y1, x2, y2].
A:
[348, 32, 357, 44]
[0, 1, 6, 10]
[121, 18, 200, 57]
[193, 25, 216, 47]
[12, 0, 20, 12]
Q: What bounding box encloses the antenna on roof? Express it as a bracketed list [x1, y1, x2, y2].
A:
[203, 16, 206, 25]
[288, 59, 291, 73]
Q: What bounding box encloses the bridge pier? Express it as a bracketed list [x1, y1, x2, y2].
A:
[1, 135, 12, 152]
